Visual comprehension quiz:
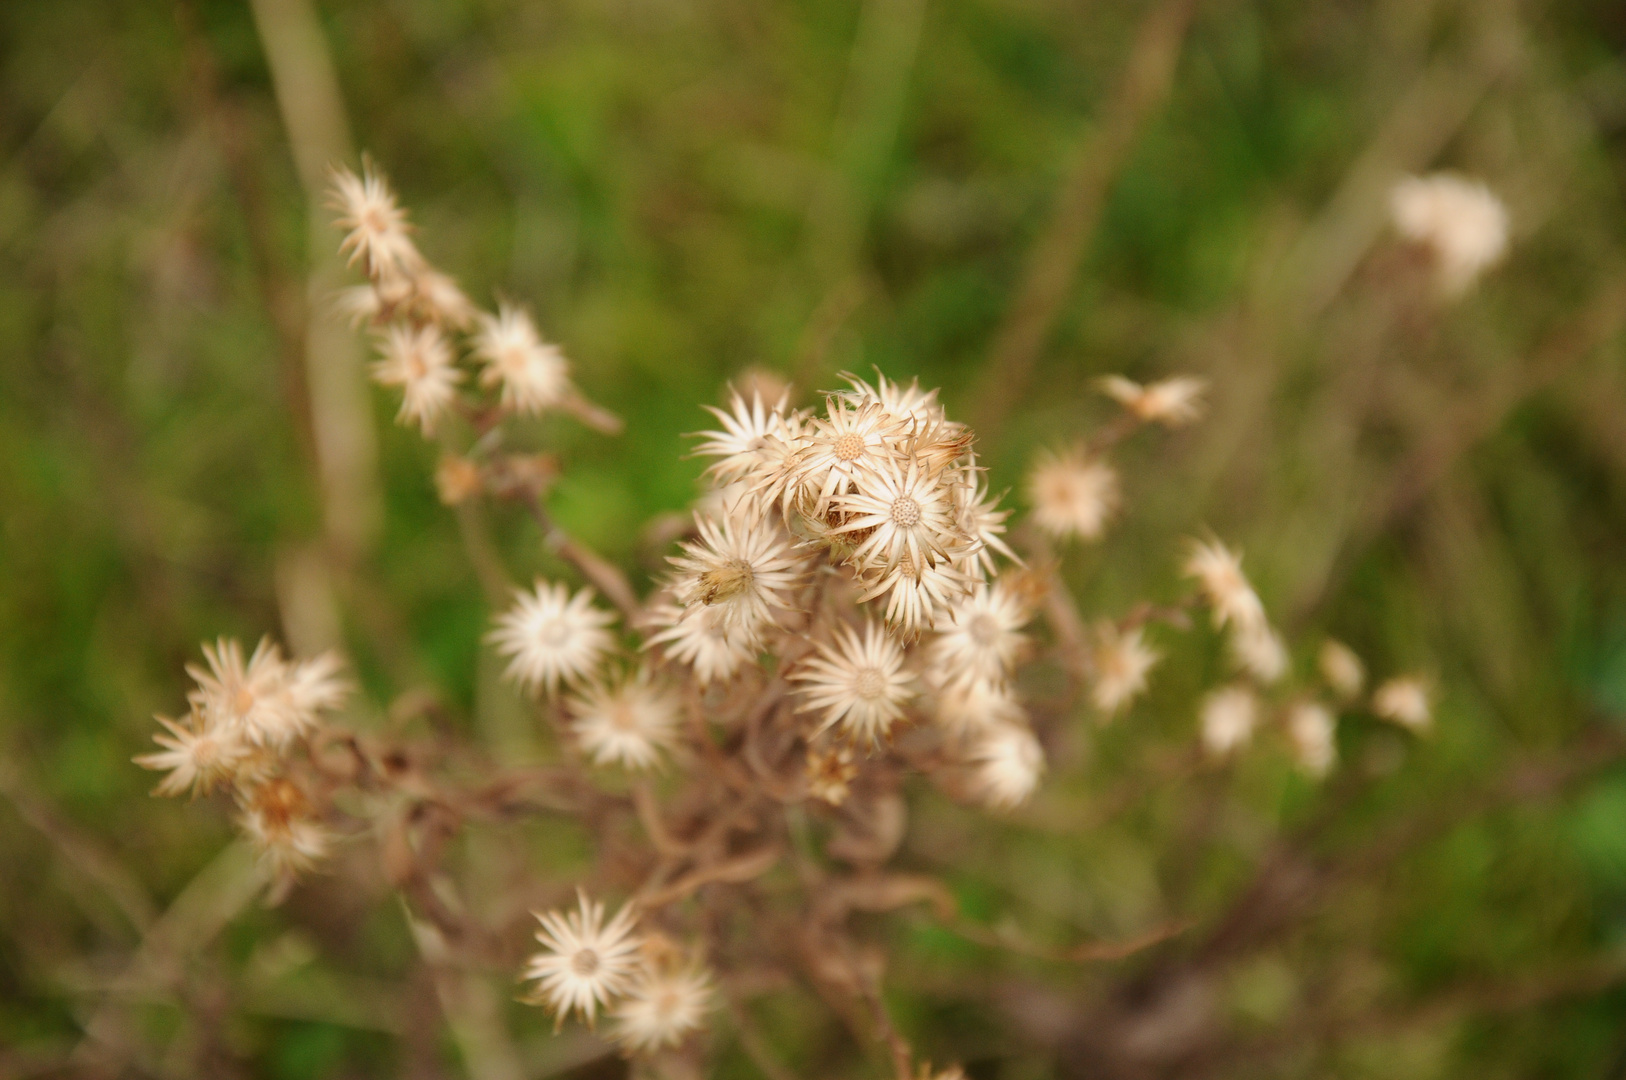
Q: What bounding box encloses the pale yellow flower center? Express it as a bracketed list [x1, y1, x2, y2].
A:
[538, 619, 570, 647]
[890, 496, 921, 527]
[572, 949, 600, 976]
[405, 351, 428, 380]
[608, 702, 638, 731]
[854, 668, 887, 700]
[967, 614, 1000, 647]
[698, 559, 755, 604]
[833, 432, 866, 461]
[233, 686, 257, 714]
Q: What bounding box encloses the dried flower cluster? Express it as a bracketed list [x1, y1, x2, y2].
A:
[133, 163, 1439, 1073]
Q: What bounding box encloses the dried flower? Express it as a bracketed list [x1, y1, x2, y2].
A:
[371, 323, 462, 435]
[1099, 375, 1208, 427]
[187, 638, 345, 750]
[473, 304, 570, 415]
[328, 163, 420, 281]
[568, 670, 682, 771]
[790, 397, 909, 516]
[928, 675, 1025, 741]
[805, 744, 859, 805]
[929, 581, 1030, 688]
[435, 455, 484, 505]
[692, 387, 800, 484]
[1027, 448, 1119, 541]
[1318, 639, 1365, 700]
[1090, 622, 1160, 714]
[524, 891, 645, 1030]
[238, 777, 331, 878]
[1183, 538, 1265, 631]
[1231, 620, 1288, 684]
[668, 506, 805, 636]
[1373, 676, 1431, 732]
[644, 602, 757, 686]
[791, 621, 916, 746]
[610, 963, 714, 1053]
[1200, 684, 1257, 757]
[1287, 701, 1337, 777]
[135, 709, 253, 797]
[1390, 173, 1508, 296]
[968, 721, 1044, 809]
[490, 582, 617, 696]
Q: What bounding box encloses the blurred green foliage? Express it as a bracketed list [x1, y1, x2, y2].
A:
[6, 0, 1626, 1077]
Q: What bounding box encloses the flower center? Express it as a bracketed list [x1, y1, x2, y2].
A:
[609, 703, 637, 732]
[538, 619, 571, 647]
[571, 949, 601, 976]
[405, 351, 428, 380]
[854, 668, 887, 700]
[968, 614, 1000, 647]
[233, 687, 257, 715]
[698, 559, 755, 605]
[833, 432, 866, 462]
[890, 496, 921, 527]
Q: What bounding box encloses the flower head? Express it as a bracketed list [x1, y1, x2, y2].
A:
[1373, 676, 1432, 732]
[473, 304, 570, 415]
[490, 582, 617, 696]
[838, 370, 944, 425]
[1390, 173, 1508, 296]
[610, 963, 714, 1053]
[790, 397, 909, 517]
[857, 549, 973, 639]
[644, 602, 757, 686]
[1098, 375, 1208, 427]
[1027, 448, 1119, 541]
[1183, 538, 1265, 631]
[1230, 620, 1288, 684]
[928, 581, 1030, 688]
[187, 638, 343, 750]
[791, 621, 916, 746]
[833, 454, 966, 580]
[968, 721, 1044, 809]
[668, 506, 805, 637]
[805, 744, 860, 805]
[567, 670, 682, 772]
[1318, 640, 1365, 700]
[692, 388, 801, 484]
[928, 675, 1025, 741]
[955, 462, 1018, 579]
[524, 891, 645, 1030]
[1089, 622, 1160, 714]
[1287, 701, 1337, 777]
[371, 323, 462, 435]
[1200, 684, 1257, 757]
[238, 777, 331, 878]
[135, 709, 254, 797]
[328, 163, 420, 281]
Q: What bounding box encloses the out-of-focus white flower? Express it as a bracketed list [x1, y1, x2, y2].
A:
[1373, 676, 1432, 732]
[791, 621, 916, 746]
[371, 323, 462, 435]
[328, 163, 420, 281]
[644, 602, 757, 686]
[1183, 538, 1265, 631]
[237, 778, 331, 878]
[1027, 448, 1119, 541]
[1090, 622, 1160, 714]
[135, 709, 254, 797]
[857, 549, 973, 639]
[804, 744, 860, 805]
[968, 721, 1044, 809]
[567, 670, 682, 771]
[1200, 684, 1257, 757]
[1287, 701, 1337, 777]
[187, 638, 345, 750]
[668, 507, 804, 637]
[692, 388, 801, 484]
[472, 304, 570, 415]
[955, 459, 1019, 579]
[489, 582, 617, 696]
[524, 891, 644, 1031]
[610, 963, 714, 1053]
[1318, 640, 1365, 700]
[929, 581, 1030, 688]
[1231, 620, 1288, 684]
[929, 673, 1026, 742]
[1098, 375, 1208, 427]
[1390, 173, 1508, 296]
